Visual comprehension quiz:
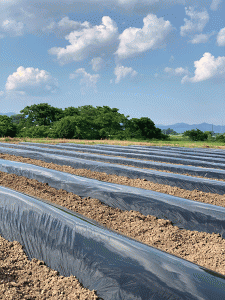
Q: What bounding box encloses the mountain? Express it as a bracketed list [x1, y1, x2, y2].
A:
[156, 123, 225, 134]
[0, 112, 17, 117]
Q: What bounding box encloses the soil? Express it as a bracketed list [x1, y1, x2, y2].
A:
[0, 173, 225, 276]
[0, 153, 224, 207]
[1, 149, 225, 298]
[0, 234, 98, 299]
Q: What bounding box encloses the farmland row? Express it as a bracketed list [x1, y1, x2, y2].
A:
[0, 143, 225, 299]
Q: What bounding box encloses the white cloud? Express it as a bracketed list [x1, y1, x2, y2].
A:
[181, 52, 225, 83]
[189, 32, 215, 44]
[1, 19, 24, 36]
[115, 14, 174, 59]
[180, 7, 209, 37]
[90, 57, 105, 72]
[70, 68, 100, 93]
[0, 1, 213, 38]
[5, 66, 58, 96]
[164, 67, 189, 76]
[114, 65, 137, 83]
[210, 0, 222, 10]
[217, 27, 225, 46]
[49, 16, 119, 64]
[42, 17, 90, 37]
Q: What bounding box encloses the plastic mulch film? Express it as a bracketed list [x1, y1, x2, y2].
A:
[129, 145, 225, 155]
[57, 143, 225, 159]
[1, 143, 225, 173]
[2, 187, 225, 299]
[0, 146, 225, 195]
[16, 142, 225, 167]
[1, 159, 225, 239]
[18, 142, 225, 163]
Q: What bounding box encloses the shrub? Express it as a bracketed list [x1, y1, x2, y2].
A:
[183, 129, 208, 141]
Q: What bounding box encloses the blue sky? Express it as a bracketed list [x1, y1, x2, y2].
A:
[0, 0, 224, 125]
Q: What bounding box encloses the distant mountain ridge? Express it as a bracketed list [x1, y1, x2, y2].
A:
[156, 123, 225, 134]
[0, 112, 16, 117]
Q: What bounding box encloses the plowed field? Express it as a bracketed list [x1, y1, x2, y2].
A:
[0, 144, 225, 299]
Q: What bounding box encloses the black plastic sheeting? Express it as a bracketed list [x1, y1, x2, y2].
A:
[16, 142, 225, 168]
[0, 146, 225, 195]
[19, 142, 225, 164]
[130, 145, 225, 156]
[1, 159, 225, 239]
[2, 187, 225, 300]
[57, 143, 225, 160]
[1, 142, 225, 174]
[129, 145, 225, 157]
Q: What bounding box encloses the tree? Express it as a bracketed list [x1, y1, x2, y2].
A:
[0, 115, 17, 137]
[124, 117, 166, 140]
[215, 134, 225, 143]
[63, 107, 80, 117]
[51, 116, 81, 139]
[162, 128, 178, 135]
[18, 125, 51, 138]
[19, 103, 64, 127]
[183, 129, 208, 141]
[94, 106, 129, 139]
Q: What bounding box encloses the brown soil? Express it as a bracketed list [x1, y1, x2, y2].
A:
[0, 172, 225, 277]
[75, 149, 225, 170]
[1, 149, 225, 298]
[0, 153, 224, 207]
[0, 234, 98, 299]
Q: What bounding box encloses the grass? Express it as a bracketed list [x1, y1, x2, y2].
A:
[0, 136, 225, 149]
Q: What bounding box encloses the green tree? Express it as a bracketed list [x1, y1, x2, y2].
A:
[183, 129, 208, 141]
[19, 103, 64, 127]
[124, 117, 166, 140]
[51, 116, 81, 139]
[162, 128, 178, 135]
[94, 106, 129, 139]
[63, 106, 80, 117]
[18, 125, 51, 138]
[0, 115, 17, 137]
[215, 134, 225, 143]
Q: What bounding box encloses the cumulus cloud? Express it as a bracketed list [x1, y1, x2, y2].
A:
[0, 1, 212, 38]
[164, 67, 189, 76]
[217, 27, 225, 46]
[0, 0, 187, 24]
[115, 14, 174, 60]
[189, 32, 215, 44]
[70, 68, 100, 93]
[90, 57, 105, 72]
[42, 17, 90, 37]
[49, 16, 119, 64]
[1, 19, 24, 36]
[5, 66, 58, 96]
[181, 52, 225, 83]
[114, 65, 137, 83]
[180, 7, 209, 37]
[210, 0, 222, 10]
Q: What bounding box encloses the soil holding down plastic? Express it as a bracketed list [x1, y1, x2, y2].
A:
[1, 143, 225, 299]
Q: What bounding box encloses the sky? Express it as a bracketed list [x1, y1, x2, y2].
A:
[0, 0, 224, 125]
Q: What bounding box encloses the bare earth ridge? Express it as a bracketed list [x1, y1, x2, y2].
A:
[0, 150, 225, 299]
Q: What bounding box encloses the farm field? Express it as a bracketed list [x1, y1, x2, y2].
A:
[0, 142, 225, 299]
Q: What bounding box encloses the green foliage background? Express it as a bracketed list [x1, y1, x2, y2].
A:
[4, 103, 167, 140]
[1, 103, 224, 143]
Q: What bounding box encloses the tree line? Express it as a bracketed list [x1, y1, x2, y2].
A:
[0, 103, 167, 140]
